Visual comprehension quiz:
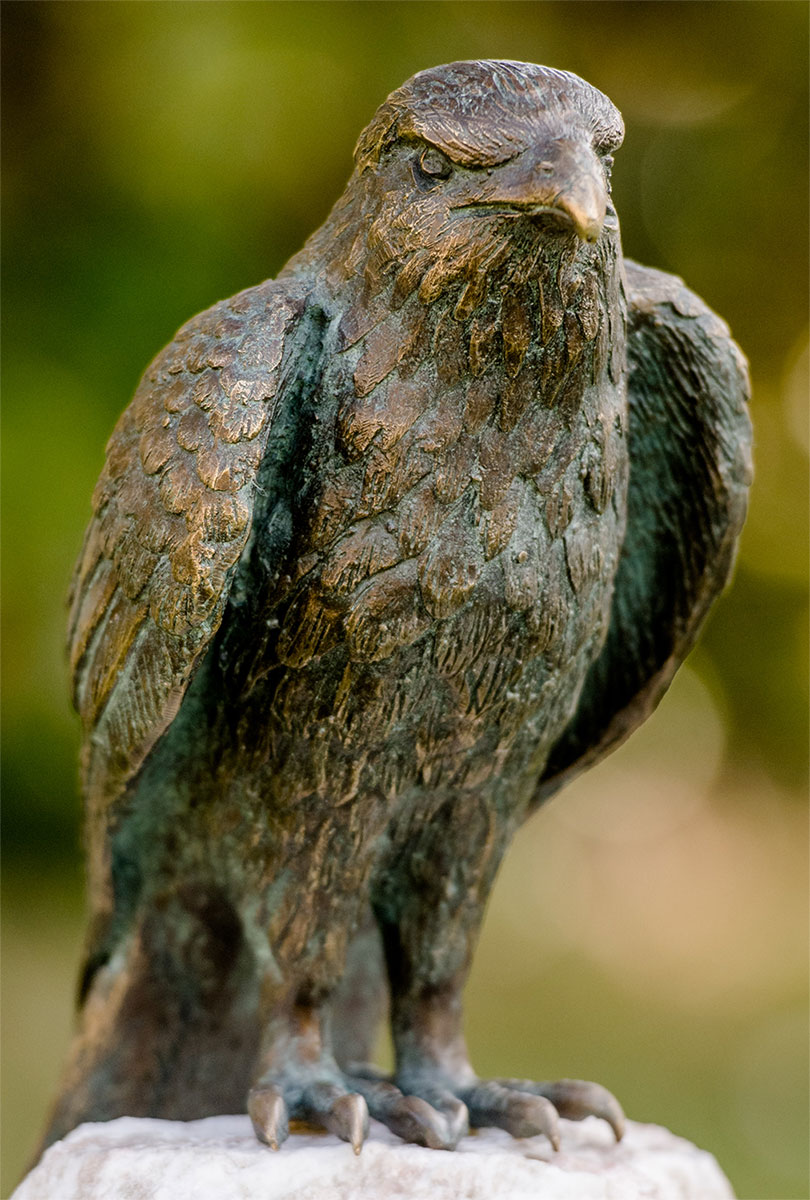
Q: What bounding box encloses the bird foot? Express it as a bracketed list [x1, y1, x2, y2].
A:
[344, 1064, 470, 1150]
[248, 1076, 369, 1153]
[459, 1076, 625, 1146]
[249, 1053, 623, 1153]
[343, 1066, 623, 1150]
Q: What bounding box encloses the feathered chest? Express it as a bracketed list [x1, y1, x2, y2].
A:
[265, 245, 628, 685]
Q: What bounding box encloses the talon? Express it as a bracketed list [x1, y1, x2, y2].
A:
[346, 1072, 466, 1149]
[397, 1094, 461, 1151]
[381, 1090, 461, 1150]
[505, 1093, 561, 1149]
[326, 1092, 369, 1153]
[461, 1082, 560, 1149]
[248, 1084, 289, 1150]
[439, 1094, 470, 1148]
[545, 1078, 625, 1142]
[409, 1087, 469, 1149]
[498, 1076, 625, 1142]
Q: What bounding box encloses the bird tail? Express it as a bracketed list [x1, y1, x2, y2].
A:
[35, 893, 388, 1158]
[35, 881, 262, 1157]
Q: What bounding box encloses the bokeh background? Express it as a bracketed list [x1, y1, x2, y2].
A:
[2, 2, 807, 1196]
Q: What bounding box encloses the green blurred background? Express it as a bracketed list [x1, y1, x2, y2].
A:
[2, 2, 807, 1196]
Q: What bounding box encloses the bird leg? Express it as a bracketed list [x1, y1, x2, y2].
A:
[374, 973, 625, 1149]
[343, 978, 472, 1149]
[248, 1000, 369, 1153]
[361, 812, 625, 1150]
[338, 992, 471, 1150]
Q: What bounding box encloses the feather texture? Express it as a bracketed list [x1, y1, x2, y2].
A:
[536, 261, 752, 804]
[68, 282, 305, 805]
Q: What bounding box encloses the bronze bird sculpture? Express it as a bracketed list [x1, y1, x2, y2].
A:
[44, 60, 751, 1156]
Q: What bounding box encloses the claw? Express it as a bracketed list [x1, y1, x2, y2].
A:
[248, 1085, 289, 1150]
[498, 1077, 625, 1142]
[505, 1094, 561, 1149]
[396, 1094, 462, 1151]
[325, 1092, 369, 1154]
[542, 1078, 625, 1142]
[461, 1082, 560, 1149]
[412, 1087, 469, 1149]
[340, 1064, 623, 1153]
[346, 1073, 468, 1150]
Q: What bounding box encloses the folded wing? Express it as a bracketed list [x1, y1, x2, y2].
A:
[535, 260, 752, 803]
[68, 282, 312, 817]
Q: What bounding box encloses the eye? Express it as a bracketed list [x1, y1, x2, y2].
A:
[415, 145, 452, 184]
[601, 154, 614, 188]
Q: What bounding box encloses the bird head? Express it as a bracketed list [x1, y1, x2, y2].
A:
[348, 61, 624, 307]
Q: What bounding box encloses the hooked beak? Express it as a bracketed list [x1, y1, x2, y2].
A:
[458, 138, 609, 244]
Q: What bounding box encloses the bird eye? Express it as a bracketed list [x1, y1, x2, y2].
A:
[601, 154, 614, 188]
[417, 146, 452, 181]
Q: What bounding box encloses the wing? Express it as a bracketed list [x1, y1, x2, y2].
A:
[68, 280, 316, 812]
[534, 259, 752, 805]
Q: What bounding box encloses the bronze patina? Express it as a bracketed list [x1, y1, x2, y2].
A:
[43, 60, 751, 1155]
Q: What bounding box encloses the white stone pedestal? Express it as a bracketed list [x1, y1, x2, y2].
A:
[12, 1114, 735, 1200]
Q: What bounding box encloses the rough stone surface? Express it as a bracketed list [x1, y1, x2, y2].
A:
[14, 1116, 735, 1200]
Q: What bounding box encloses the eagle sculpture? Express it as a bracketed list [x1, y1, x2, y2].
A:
[43, 60, 751, 1156]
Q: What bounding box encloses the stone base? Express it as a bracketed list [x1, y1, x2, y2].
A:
[13, 1114, 735, 1200]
